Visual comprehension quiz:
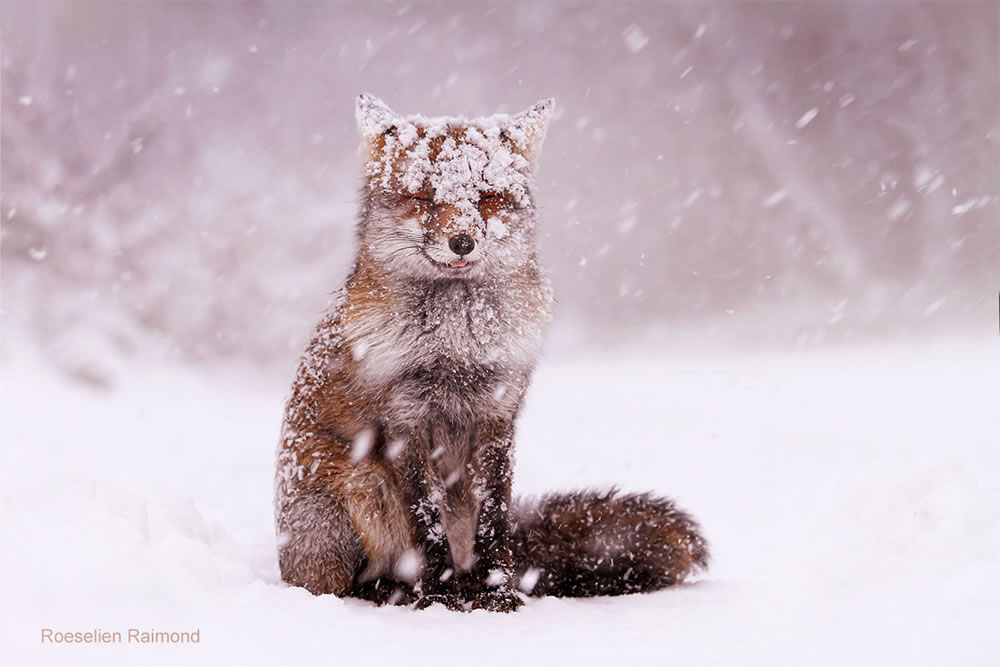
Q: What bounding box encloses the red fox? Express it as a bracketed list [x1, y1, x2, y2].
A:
[275, 94, 708, 612]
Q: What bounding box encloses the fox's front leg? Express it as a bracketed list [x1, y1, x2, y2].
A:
[464, 419, 523, 612]
[400, 453, 464, 611]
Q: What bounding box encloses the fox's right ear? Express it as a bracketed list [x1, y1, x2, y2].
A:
[356, 93, 398, 140]
[508, 98, 555, 167]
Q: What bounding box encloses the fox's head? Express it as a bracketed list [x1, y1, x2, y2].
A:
[355, 94, 553, 281]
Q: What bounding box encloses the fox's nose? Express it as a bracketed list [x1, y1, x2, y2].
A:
[448, 234, 475, 256]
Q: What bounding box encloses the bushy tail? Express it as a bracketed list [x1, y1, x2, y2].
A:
[510, 489, 709, 597]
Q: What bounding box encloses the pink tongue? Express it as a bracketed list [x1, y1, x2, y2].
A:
[450, 260, 468, 267]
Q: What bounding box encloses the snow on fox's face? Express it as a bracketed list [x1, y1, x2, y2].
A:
[355, 94, 553, 281]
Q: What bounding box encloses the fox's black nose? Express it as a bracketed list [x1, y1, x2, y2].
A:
[448, 234, 475, 256]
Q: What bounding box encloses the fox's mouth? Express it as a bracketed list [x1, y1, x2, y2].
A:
[423, 251, 474, 272]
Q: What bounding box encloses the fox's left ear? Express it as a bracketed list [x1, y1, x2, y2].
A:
[507, 98, 555, 166]
[356, 93, 398, 139]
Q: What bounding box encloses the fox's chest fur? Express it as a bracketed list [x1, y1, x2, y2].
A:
[343, 276, 549, 426]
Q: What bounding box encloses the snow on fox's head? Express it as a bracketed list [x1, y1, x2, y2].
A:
[355, 94, 553, 280]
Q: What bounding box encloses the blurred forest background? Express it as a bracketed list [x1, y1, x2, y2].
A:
[1, 1, 997, 383]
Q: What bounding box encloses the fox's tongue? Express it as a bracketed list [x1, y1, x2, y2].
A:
[449, 260, 468, 268]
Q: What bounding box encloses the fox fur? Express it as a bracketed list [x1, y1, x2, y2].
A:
[274, 94, 708, 611]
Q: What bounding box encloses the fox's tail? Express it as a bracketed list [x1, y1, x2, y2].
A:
[510, 489, 708, 597]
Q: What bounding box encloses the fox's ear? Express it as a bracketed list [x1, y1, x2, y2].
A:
[507, 98, 555, 166]
[356, 93, 398, 139]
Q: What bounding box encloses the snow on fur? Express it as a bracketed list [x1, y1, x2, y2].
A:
[356, 94, 553, 215]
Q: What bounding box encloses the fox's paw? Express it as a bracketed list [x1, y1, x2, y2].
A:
[471, 588, 524, 613]
[350, 579, 415, 606]
[413, 593, 467, 612]
[378, 585, 415, 607]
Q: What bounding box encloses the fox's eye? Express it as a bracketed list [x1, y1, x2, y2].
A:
[478, 192, 505, 212]
[409, 194, 433, 203]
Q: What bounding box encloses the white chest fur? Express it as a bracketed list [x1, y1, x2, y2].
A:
[345, 279, 546, 392]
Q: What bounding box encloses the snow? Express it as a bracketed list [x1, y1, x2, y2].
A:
[886, 198, 911, 221]
[2, 337, 997, 665]
[795, 107, 819, 129]
[518, 567, 541, 594]
[485, 569, 508, 587]
[683, 189, 703, 207]
[616, 200, 638, 234]
[622, 24, 649, 53]
[923, 298, 947, 317]
[351, 339, 370, 361]
[761, 189, 788, 208]
[486, 215, 509, 240]
[394, 549, 422, 582]
[951, 199, 977, 216]
[913, 165, 935, 190]
[350, 427, 375, 462]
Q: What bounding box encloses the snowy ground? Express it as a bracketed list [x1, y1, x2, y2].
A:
[1, 336, 998, 666]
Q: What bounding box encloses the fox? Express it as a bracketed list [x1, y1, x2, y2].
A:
[274, 94, 708, 612]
